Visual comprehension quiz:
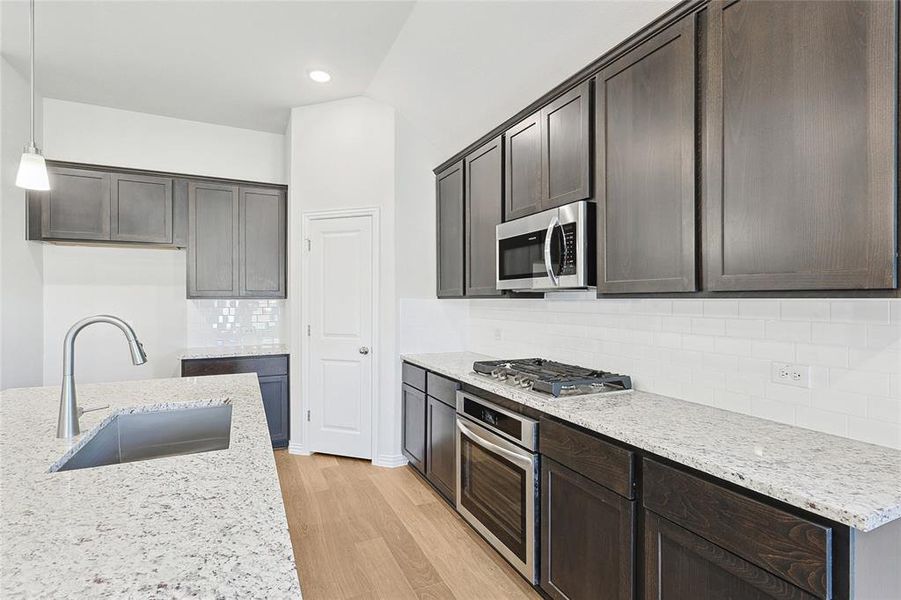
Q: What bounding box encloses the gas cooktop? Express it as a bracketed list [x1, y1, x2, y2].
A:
[472, 358, 632, 397]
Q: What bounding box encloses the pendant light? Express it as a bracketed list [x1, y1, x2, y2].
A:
[15, 0, 49, 191]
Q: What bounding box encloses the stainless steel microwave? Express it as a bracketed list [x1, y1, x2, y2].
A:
[495, 201, 595, 291]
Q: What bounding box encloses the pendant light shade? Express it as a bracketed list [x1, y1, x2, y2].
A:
[15, 0, 49, 191]
[16, 146, 49, 190]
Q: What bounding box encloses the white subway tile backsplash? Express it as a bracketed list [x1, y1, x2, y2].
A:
[830, 300, 891, 324]
[764, 320, 811, 343]
[739, 300, 781, 320]
[848, 349, 900, 374]
[796, 406, 849, 437]
[796, 343, 849, 368]
[780, 300, 830, 321]
[454, 297, 901, 449]
[691, 317, 726, 336]
[186, 299, 285, 347]
[750, 340, 795, 362]
[726, 318, 765, 339]
[811, 322, 867, 347]
[866, 324, 901, 351]
[703, 300, 740, 317]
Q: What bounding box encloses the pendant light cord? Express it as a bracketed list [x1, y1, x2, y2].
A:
[29, 0, 35, 147]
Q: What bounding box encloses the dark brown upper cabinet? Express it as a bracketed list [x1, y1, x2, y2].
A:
[465, 137, 503, 297]
[36, 166, 112, 241]
[188, 182, 287, 299]
[187, 181, 239, 298]
[28, 163, 183, 247]
[596, 16, 697, 294]
[504, 81, 592, 223]
[110, 173, 173, 243]
[239, 186, 286, 298]
[436, 160, 465, 298]
[541, 80, 592, 209]
[504, 112, 543, 221]
[704, 0, 897, 291]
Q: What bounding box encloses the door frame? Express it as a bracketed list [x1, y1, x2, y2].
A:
[298, 207, 380, 461]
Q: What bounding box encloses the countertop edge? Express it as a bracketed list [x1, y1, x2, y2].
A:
[400, 353, 901, 533]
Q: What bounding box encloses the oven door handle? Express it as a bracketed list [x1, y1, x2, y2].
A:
[543, 215, 560, 286]
[457, 419, 534, 469]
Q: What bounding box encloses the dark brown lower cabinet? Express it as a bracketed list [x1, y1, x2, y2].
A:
[426, 396, 456, 502]
[258, 375, 289, 448]
[401, 383, 426, 473]
[644, 512, 817, 600]
[540, 457, 635, 600]
[181, 354, 289, 448]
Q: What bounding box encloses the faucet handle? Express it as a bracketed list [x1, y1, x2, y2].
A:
[76, 404, 109, 417]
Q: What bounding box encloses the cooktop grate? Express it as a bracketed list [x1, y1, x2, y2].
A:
[472, 358, 632, 397]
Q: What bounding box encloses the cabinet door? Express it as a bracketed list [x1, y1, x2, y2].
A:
[402, 383, 426, 473]
[436, 161, 465, 298]
[465, 137, 503, 297]
[426, 396, 456, 502]
[239, 186, 286, 298]
[259, 374, 289, 448]
[41, 167, 111, 240]
[110, 173, 173, 243]
[187, 181, 239, 298]
[504, 112, 543, 221]
[644, 512, 817, 600]
[597, 17, 696, 293]
[540, 80, 591, 209]
[704, 0, 897, 290]
[540, 458, 634, 600]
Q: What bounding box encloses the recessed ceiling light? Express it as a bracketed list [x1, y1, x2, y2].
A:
[309, 70, 331, 83]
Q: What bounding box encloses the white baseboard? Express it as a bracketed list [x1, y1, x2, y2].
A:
[372, 454, 408, 468]
[287, 441, 311, 456]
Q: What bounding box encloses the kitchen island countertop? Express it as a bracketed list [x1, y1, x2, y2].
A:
[402, 351, 901, 532]
[0, 373, 301, 599]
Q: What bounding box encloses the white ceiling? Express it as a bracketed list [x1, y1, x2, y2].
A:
[0, 0, 416, 133]
[1, 0, 677, 150]
[368, 0, 679, 162]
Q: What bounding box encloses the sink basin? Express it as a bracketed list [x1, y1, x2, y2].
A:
[52, 404, 232, 472]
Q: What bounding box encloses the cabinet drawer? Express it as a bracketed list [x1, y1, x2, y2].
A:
[643, 459, 831, 599]
[539, 417, 634, 499]
[181, 355, 288, 378]
[402, 362, 426, 393]
[426, 372, 460, 407]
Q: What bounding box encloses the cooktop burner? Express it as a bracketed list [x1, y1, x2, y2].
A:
[472, 358, 632, 397]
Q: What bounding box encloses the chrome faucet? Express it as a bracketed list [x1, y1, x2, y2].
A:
[57, 315, 148, 438]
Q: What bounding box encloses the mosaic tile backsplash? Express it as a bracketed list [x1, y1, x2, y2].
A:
[186, 300, 286, 347]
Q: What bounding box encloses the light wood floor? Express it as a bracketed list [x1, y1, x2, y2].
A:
[274, 451, 540, 600]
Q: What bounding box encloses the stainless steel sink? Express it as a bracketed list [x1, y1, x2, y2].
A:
[52, 404, 232, 472]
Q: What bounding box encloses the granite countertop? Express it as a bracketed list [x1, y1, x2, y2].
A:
[402, 352, 901, 532]
[177, 344, 290, 360]
[0, 374, 301, 599]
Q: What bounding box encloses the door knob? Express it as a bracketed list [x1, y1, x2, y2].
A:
[359, 346, 370, 355]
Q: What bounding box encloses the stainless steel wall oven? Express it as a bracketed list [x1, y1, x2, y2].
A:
[455, 391, 538, 583]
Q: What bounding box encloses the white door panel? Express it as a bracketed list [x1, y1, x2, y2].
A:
[306, 214, 373, 459]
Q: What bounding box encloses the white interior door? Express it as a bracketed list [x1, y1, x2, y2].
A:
[306, 214, 374, 459]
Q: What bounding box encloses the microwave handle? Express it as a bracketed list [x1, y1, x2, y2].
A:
[457, 419, 533, 469]
[543, 216, 560, 286]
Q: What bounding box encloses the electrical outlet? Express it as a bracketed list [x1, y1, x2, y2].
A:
[494, 328, 502, 341]
[770, 362, 810, 388]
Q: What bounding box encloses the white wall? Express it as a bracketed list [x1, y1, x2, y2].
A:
[39, 99, 287, 384]
[0, 57, 44, 390]
[287, 97, 400, 465]
[43, 99, 286, 183]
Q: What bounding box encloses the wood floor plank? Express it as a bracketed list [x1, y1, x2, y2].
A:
[275, 451, 541, 600]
